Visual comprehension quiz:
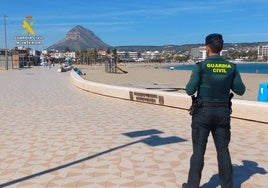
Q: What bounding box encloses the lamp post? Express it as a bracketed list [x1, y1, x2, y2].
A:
[4, 15, 8, 70]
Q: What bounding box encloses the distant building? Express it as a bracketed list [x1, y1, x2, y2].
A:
[48, 51, 76, 63]
[190, 46, 206, 61]
[258, 45, 268, 60]
[221, 50, 228, 56]
[141, 51, 161, 61]
[97, 50, 107, 56]
[117, 51, 129, 61]
[117, 51, 141, 61]
[190, 47, 228, 61]
[128, 51, 141, 61]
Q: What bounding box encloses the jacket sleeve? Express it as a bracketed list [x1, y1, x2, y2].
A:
[231, 67, 246, 96]
[186, 64, 200, 95]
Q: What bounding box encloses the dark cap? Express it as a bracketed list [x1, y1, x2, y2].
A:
[205, 33, 223, 45]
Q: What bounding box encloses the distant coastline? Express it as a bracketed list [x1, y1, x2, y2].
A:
[165, 62, 268, 74]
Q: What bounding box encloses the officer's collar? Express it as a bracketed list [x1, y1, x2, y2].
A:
[206, 54, 222, 60]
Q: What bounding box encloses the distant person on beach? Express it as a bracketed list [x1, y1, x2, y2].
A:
[183, 33, 246, 188]
[73, 67, 82, 75]
[73, 67, 86, 78]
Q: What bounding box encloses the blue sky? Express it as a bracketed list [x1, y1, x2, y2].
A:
[1, 0, 268, 49]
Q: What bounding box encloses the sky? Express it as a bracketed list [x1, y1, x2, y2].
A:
[0, 0, 268, 49]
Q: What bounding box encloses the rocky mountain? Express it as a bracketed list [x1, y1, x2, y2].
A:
[47, 25, 110, 51]
[46, 25, 268, 53]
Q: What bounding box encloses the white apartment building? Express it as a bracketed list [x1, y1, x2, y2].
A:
[190, 46, 228, 61]
[190, 46, 206, 61]
[46, 51, 76, 59]
[141, 51, 161, 61]
[258, 45, 268, 60]
[117, 51, 141, 61]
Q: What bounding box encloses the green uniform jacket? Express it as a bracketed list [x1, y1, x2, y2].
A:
[186, 55, 246, 102]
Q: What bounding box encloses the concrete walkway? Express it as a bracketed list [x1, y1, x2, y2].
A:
[0, 66, 267, 188]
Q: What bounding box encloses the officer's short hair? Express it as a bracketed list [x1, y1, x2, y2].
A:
[205, 33, 223, 53]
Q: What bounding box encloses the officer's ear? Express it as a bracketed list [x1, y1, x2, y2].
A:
[206, 45, 210, 56]
[206, 45, 215, 56]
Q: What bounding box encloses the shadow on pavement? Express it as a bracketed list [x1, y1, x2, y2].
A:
[201, 160, 267, 188]
[0, 129, 186, 187]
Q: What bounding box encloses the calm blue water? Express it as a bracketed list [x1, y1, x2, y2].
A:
[166, 63, 268, 74]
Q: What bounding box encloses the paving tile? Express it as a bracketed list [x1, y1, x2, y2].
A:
[0, 66, 267, 187]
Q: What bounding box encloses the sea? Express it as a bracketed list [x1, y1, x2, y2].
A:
[166, 62, 268, 74]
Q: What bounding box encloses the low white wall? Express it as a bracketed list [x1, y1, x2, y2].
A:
[70, 71, 268, 124]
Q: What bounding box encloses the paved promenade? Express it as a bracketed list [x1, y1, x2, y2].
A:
[0, 66, 267, 188]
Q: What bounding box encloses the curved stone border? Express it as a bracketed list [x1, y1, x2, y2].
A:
[70, 70, 268, 124]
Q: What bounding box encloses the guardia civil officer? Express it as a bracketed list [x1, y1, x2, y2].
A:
[182, 33, 246, 188]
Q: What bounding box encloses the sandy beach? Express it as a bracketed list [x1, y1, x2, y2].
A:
[77, 63, 268, 102]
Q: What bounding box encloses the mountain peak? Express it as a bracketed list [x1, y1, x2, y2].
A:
[47, 25, 110, 51]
